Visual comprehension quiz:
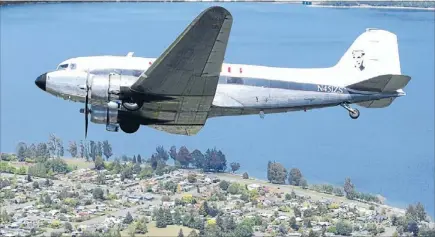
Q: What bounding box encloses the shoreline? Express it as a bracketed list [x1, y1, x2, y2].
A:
[309, 4, 435, 10]
[211, 172, 408, 215]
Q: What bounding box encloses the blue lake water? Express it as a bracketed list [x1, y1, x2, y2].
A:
[1, 3, 434, 216]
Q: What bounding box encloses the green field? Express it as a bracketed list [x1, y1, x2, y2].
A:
[121, 222, 198, 237]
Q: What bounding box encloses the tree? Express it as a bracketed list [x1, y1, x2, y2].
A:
[135, 217, 148, 234]
[227, 215, 237, 231]
[26, 174, 32, 182]
[415, 202, 426, 221]
[177, 146, 192, 167]
[188, 230, 199, 237]
[155, 146, 169, 162]
[269, 162, 287, 184]
[230, 162, 241, 173]
[137, 154, 142, 164]
[343, 177, 355, 199]
[178, 229, 184, 237]
[169, 146, 177, 160]
[300, 178, 308, 189]
[94, 156, 104, 170]
[89, 141, 97, 162]
[36, 142, 49, 161]
[199, 201, 209, 217]
[279, 223, 288, 235]
[133, 163, 141, 174]
[303, 208, 313, 218]
[188, 174, 197, 183]
[93, 187, 104, 200]
[164, 208, 173, 225]
[127, 223, 136, 237]
[27, 143, 36, 158]
[308, 229, 317, 237]
[242, 172, 249, 179]
[267, 161, 272, 182]
[335, 220, 353, 236]
[102, 140, 113, 161]
[191, 149, 205, 169]
[203, 148, 227, 172]
[48, 134, 58, 158]
[124, 212, 134, 224]
[173, 209, 182, 225]
[56, 137, 64, 157]
[290, 217, 297, 230]
[79, 140, 85, 158]
[32, 181, 39, 189]
[289, 168, 303, 186]
[132, 155, 137, 163]
[97, 172, 105, 185]
[156, 208, 167, 228]
[68, 141, 78, 158]
[219, 180, 230, 191]
[97, 141, 103, 158]
[407, 220, 419, 236]
[234, 223, 253, 237]
[419, 227, 435, 237]
[333, 187, 344, 196]
[64, 222, 73, 233]
[16, 142, 27, 161]
[293, 207, 301, 217]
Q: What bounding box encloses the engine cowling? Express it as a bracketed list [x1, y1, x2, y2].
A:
[90, 105, 119, 132]
[90, 73, 141, 110]
[90, 74, 121, 103]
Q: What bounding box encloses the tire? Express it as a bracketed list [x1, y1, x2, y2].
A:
[120, 122, 140, 134]
[122, 101, 142, 111]
[349, 108, 360, 119]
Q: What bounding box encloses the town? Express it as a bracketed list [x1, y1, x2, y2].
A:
[1, 135, 434, 237]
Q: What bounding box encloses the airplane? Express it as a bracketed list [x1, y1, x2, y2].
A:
[34, 6, 411, 137]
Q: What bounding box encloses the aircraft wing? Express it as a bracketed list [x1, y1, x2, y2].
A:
[129, 6, 233, 135]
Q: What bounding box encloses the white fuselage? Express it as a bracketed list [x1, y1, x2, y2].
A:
[40, 54, 398, 118]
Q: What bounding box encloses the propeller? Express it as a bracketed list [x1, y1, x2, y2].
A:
[84, 71, 90, 138]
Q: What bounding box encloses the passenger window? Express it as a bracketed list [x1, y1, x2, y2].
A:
[270, 80, 288, 89]
[70, 64, 77, 70]
[226, 77, 244, 85]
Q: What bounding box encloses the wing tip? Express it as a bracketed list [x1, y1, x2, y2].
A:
[203, 6, 232, 20]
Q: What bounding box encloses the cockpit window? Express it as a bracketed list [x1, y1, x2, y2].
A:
[70, 64, 76, 70]
[57, 64, 69, 70]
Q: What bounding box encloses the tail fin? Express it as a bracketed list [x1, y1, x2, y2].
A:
[334, 28, 403, 86]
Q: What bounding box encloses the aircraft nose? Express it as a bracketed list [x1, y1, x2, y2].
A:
[35, 73, 47, 91]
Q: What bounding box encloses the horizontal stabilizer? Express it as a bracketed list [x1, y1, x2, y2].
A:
[347, 74, 411, 93]
[357, 98, 395, 108]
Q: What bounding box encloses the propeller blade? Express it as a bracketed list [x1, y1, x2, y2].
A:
[84, 70, 90, 139]
[85, 90, 89, 139]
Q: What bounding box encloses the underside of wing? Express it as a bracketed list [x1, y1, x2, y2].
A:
[129, 6, 233, 135]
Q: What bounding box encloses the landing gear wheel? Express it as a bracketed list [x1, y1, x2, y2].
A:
[349, 108, 360, 119]
[119, 122, 140, 134]
[122, 102, 142, 111]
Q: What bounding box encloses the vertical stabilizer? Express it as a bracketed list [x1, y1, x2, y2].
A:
[334, 28, 402, 86]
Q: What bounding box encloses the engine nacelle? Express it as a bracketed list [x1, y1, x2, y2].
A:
[90, 105, 119, 130]
[89, 73, 142, 111]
